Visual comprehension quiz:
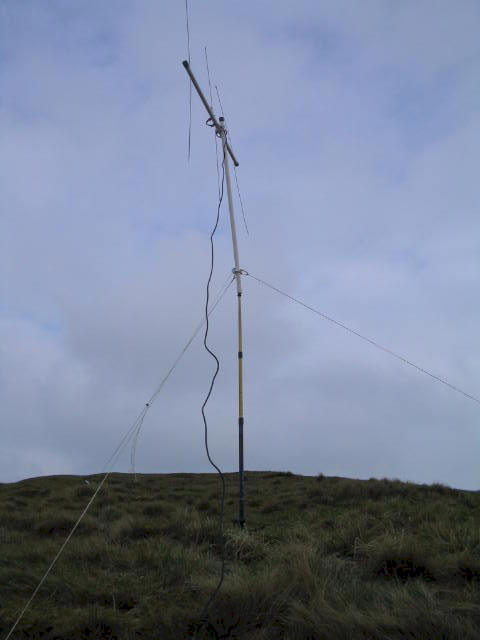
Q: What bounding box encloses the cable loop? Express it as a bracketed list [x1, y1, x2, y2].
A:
[206, 117, 224, 139]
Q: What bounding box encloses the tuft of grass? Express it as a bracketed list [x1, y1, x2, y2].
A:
[1, 472, 480, 639]
[142, 501, 168, 518]
[224, 528, 269, 564]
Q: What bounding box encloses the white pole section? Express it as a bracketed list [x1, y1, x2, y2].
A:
[219, 118, 242, 294]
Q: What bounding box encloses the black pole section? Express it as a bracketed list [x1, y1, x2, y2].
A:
[239, 416, 245, 528]
[237, 290, 245, 529]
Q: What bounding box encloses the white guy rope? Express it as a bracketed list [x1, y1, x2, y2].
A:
[247, 271, 480, 407]
[3, 406, 146, 640]
[130, 273, 235, 476]
[4, 273, 235, 640]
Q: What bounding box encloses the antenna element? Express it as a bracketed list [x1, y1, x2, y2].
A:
[182, 61, 239, 167]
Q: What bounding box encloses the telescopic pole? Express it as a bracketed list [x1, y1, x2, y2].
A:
[219, 117, 245, 529]
[181, 61, 245, 529]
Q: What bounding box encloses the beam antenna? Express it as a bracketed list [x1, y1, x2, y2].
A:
[182, 60, 245, 528]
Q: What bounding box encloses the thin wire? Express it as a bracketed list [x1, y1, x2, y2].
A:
[198, 155, 227, 623]
[247, 272, 480, 407]
[104, 407, 149, 471]
[185, 0, 192, 161]
[149, 274, 233, 408]
[215, 84, 249, 235]
[5, 274, 235, 638]
[215, 84, 225, 118]
[130, 273, 235, 477]
[233, 165, 249, 235]
[204, 46, 221, 199]
[130, 409, 149, 482]
[3, 406, 147, 640]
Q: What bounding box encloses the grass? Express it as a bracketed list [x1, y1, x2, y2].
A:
[0, 471, 479, 639]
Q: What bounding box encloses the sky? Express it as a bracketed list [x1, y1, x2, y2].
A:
[1, 1, 480, 490]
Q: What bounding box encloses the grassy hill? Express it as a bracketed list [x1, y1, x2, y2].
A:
[1, 471, 479, 639]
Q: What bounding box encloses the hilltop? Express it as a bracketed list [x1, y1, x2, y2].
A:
[1, 471, 479, 639]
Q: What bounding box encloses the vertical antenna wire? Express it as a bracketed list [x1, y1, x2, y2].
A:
[205, 46, 221, 198]
[233, 165, 249, 235]
[215, 85, 249, 236]
[185, 0, 192, 161]
[214, 84, 225, 118]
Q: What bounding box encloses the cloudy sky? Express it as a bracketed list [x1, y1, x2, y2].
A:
[1, 1, 479, 490]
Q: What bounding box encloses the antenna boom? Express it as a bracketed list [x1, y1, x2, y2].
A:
[182, 60, 239, 167]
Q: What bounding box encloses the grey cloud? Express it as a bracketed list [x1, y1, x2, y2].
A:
[2, 1, 479, 490]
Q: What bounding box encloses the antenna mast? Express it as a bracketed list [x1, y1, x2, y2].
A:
[182, 60, 246, 528]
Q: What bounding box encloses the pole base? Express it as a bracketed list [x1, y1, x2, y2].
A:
[232, 519, 246, 529]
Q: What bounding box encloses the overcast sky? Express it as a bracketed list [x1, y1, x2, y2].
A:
[1, 1, 479, 490]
